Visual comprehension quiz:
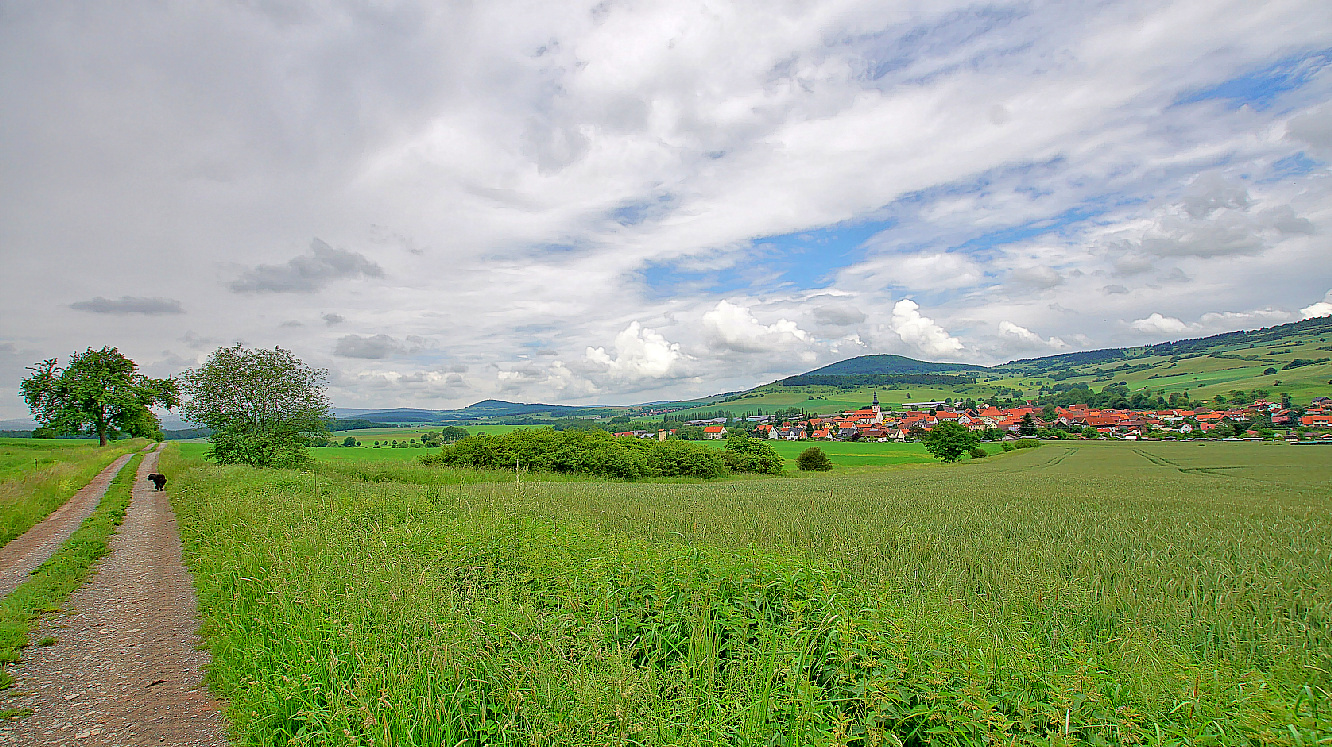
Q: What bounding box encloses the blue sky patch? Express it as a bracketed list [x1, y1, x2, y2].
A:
[638, 218, 891, 298]
[1174, 48, 1332, 111]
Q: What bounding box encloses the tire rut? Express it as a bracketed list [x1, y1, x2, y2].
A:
[0, 449, 143, 600]
[0, 444, 230, 746]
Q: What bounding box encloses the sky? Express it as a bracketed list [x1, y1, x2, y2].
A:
[2, 0, 1332, 419]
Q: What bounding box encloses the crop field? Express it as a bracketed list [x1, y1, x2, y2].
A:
[0, 438, 143, 550]
[703, 439, 956, 470]
[162, 441, 1331, 745]
[307, 437, 973, 471]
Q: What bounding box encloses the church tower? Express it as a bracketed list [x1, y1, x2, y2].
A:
[872, 391, 881, 420]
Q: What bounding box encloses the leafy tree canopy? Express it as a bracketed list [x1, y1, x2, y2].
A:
[922, 421, 979, 463]
[180, 345, 330, 468]
[20, 347, 178, 446]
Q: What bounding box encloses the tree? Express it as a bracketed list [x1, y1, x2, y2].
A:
[342, 436, 359, 447]
[922, 421, 979, 463]
[1018, 413, 1038, 436]
[180, 345, 330, 468]
[796, 446, 833, 471]
[20, 347, 178, 446]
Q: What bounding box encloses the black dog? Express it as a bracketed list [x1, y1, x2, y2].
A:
[147, 473, 167, 491]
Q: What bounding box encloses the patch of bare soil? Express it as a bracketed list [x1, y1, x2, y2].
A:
[0, 450, 141, 600]
[0, 444, 230, 746]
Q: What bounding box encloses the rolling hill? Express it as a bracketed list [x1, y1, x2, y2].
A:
[658, 315, 1332, 418]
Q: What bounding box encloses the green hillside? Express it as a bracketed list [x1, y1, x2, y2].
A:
[659, 316, 1332, 418]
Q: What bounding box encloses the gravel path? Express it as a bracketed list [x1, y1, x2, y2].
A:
[0, 450, 140, 600]
[0, 444, 230, 746]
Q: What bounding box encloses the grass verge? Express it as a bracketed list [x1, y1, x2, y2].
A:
[0, 439, 144, 550]
[0, 453, 141, 691]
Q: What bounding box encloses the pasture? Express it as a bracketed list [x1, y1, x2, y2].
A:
[163, 440, 1332, 745]
[0, 438, 143, 550]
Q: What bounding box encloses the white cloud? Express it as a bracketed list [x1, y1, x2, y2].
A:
[1130, 313, 1190, 335]
[998, 321, 1067, 350]
[702, 300, 810, 353]
[1302, 290, 1332, 319]
[889, 300, 963, 357]
[585, 322, 684, 378]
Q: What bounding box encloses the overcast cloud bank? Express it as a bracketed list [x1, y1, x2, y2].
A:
[1, 1, 1331, 416]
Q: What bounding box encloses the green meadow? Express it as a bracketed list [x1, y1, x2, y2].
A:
[163, 440, 1332, 745]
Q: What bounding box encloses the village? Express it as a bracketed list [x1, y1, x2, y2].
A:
[613, 393, 1332, 443]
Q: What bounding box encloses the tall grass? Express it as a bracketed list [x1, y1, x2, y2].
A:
[164, 442, 1331, 745]
[0, 439, 144, 549]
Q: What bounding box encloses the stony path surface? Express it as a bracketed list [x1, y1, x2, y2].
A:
[0, 450, 140, 599]
[0, 444, 230, 746]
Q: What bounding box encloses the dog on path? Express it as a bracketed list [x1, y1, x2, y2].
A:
[147, 473, 167, 491]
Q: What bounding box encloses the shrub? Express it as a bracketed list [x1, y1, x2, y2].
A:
[423, 429, 727, 480]
[1001, 442, 1015, 452]
[721, 433, 784, 475]
[796, 446, 833, 471]
[968, 446, 987, 459]
[1013, 438, 1042, 449]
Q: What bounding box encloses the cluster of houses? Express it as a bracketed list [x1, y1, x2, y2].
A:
[668, 393, 1331, 443]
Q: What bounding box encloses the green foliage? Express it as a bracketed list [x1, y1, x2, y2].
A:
[1013, 438, 1042, 449]
[424, 429, 727, 480]
[165, 442, 1332, 744]
[19, 347, 178, 446]
[795, 446, 833, 471]
[342, 436, 358, 448]
[721, 432, 784, 474]
[672, 424, 705, 440]
[922, 421, 979, 463]
[440, 425, 471, 443]
[181, 345, 331, 469]
[968, 445, 987, 459]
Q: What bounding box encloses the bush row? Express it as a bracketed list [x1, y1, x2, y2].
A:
[422, 429, 784, 480]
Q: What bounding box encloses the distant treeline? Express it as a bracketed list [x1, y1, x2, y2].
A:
[423, 429, 782, 480]
[780, 373, 978, 389]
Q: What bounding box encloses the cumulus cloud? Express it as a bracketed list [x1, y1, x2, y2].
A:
[69, 296, 184, 315]
[585, 322, 684, 378]
[702, 301, 810, 354]
[888, 300, 963, 357]
[1302, 290, 1332, 319]
[1130, 313, 1190, 335]
[229, 239, 383, 294]
[998, 321, 1067, 350]
[322, 313, 345, 326]
[334, 334, 404, 359]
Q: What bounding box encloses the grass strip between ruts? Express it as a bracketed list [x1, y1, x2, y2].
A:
[0, 452, 141, 696]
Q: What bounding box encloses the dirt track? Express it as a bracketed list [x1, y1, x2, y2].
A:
[0, 451, 138, 599]
[0, 444, 230, 746]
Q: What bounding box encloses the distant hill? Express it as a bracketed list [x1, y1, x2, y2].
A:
[331, 399, 609, 424]
[791, 316, 1332, 384]
[801, 354, 986, 376]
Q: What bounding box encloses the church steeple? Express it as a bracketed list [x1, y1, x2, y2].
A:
[872, 391, 879, 407]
